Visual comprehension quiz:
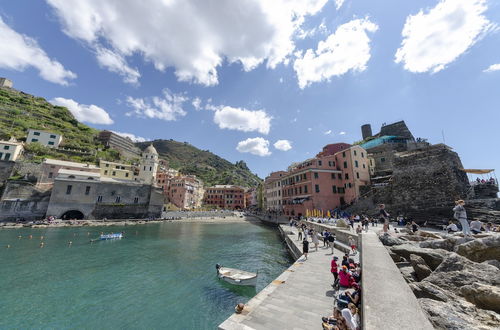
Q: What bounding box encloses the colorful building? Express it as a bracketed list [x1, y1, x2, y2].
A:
[167, 175, 204, 210]
[203, 185, 246, 210]
[264, 171, 286, 211]
[99, 160, 137, 181]
[0, 138, 24, 161]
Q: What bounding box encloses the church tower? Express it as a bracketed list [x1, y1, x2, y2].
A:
[139, 144, 159, 185]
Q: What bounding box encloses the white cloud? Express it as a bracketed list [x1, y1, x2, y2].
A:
[324, 130, 332, 135]
[192, 97, 202, 110]
[307, 127, 312, 131]
[95, 47, 140, 84]
[274, 139, 292, 151]
[395, 0, 494, 74]
[125, 89, 188, 121]
[335, 0, 345, 10]
[112, 131, 147, 142]
[50, 97, 113, 125]
[236, 137, 271, 156]
[484, 63, 500, 72]
[0, 17, 76, 85]
[46, 0, 328, 86]
[339, 131, 346, 135]
[294, 18, 378, 88]
[213, 106, 272, 134]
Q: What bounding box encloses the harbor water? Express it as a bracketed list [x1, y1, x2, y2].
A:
[0, 221, 292, 329]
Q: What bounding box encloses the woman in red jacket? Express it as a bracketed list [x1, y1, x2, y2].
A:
[338, 265, 351, 288]
[331, 256, 339, 281]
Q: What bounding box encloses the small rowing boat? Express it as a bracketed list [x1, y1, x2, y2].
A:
[100, 233, 123, 240]
[216, 264, 257, 286]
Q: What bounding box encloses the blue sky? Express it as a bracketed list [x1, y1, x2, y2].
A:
[1, 0, 499, 179]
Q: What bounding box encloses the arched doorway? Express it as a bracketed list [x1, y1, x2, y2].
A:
[61, 210, 84, 220]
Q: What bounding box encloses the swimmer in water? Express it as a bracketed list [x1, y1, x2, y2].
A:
[29, 235, 33, 239]
[6, 245, 10, 248]
[18, 235, 22, 239]
[40, 236, 44, 240]
[68, 241, 72, 246]
[40, 242, 44, 248]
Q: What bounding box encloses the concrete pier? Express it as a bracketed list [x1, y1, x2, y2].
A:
[219, 225, 355, 330]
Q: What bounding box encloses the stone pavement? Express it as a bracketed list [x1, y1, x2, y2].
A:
[219, 225, 359, 330]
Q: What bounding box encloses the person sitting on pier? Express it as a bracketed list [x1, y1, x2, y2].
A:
[338, 266, 352, 288]
[341, 255, 350, 268]
[470, 219, 483, 234]
[345, 284, 361, 307]
[322, 307, 347, 330]
[342, 303, 360, 330]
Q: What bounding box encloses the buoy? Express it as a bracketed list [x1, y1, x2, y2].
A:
[29, 235, 33, 239]
[6, 245, 10, 248]
[68, 241, 72, 245]
[18, 235, 22, 239]
[40, 242, 44, 248]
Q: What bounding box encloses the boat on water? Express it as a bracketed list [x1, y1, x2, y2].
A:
[100, 233, 123, 240]
[216, 264, 257, 286]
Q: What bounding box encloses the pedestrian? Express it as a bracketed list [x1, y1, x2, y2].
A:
[379, 204, 389, 233]
[348, 236, 357, 255]
[331, 256, 339, 282]
[327, 232, 335, 254]
[355, 225, 362, 234]
[453, 200, 472, 238]
[302, 238, 309, 260]
[312, 230, 320, 251]
[322, 230, 329, 247]
[297, 227, 303, 241]
[470, 218, 483, 234]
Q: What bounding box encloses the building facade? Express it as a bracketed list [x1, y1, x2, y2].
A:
[97, 130, 141, 159]
[167, 175, 204, 209]
[99, 160, 136, 181]
[38, 158, 100, 187]
[203, 185, 246, 210]
[0, 139, 24, 161]
[27, 129, 63, 148]
[46, 169, 163, 220]
[138, 144, 159, 185]
[264, 171, 286, 212]
[0, 78, 13, 88]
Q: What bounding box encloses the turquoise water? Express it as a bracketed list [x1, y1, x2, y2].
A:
[0, 222, 292, 329]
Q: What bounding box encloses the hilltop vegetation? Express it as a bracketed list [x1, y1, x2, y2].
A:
[137, 140, 262, 187]
[0, 86, 261, 187]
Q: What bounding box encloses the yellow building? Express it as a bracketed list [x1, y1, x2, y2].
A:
[99, 160, 136, 181]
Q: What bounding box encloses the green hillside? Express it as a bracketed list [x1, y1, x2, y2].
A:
[0, 86, 261, 187]
[136, 140, 262, 187]
[0, 87, 119, 163]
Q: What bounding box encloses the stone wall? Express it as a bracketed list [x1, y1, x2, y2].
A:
[0, 181, 51, 221]
[0, 161, 15, 188]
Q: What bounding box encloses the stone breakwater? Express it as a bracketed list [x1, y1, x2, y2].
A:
[380, 231, 500, 329]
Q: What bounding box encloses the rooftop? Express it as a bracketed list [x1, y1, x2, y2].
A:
[44, 158, 99, 169]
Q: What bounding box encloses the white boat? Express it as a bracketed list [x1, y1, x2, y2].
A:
[216, 264, 257, 286]
[100, 233, 123, 240]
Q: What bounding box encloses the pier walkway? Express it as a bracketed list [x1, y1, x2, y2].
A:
[219, 225, 358, 330]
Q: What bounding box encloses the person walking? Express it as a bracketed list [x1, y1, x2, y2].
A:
[302, 238, 309, 260]
[322, 230, 329, 247]
[348, 236, 357, 255]
[327, 232, 335, 254]
[453, 200, 472, 238]
[297, 225, 303, 241]
[312, 230, 320, 251]
[331, 256, 339, 282]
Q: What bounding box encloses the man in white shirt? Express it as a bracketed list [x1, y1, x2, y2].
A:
[470, 219, 483, 234]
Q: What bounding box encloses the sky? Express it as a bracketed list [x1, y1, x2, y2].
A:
[0, 0, 500, 179]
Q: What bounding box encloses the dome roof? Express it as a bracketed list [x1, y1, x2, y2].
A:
[144, 144, 158, 155]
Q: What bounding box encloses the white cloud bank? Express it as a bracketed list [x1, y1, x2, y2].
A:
[46, 0, 328, 86]
[484, 63, 500, 72]
[294, 18, 378, 88]
[395, 0, 494, 73]
[213, 106, 272, 135]
[236, 137, 271, 156]
[112, 131, 147, 142]
[335, 0, 345, 10]
[0, 17, 76, 85]
[324, 130, 332, 135]
[274, 140, 292, 151]
[95, 47, 140, 84]
[51, 97, 113, 125]
[126, 89, 188, 121]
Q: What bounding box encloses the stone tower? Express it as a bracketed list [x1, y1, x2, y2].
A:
[139, 144, 159, 185]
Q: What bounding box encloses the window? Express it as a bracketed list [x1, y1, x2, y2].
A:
[97, 195, 103, 202]
[303, 173, 306, 180]
[338, 173, 342, 179]
[143, 166, 146, 171]
[33, 132, 40, 136]
[349, 183, 352, 188]
[331, 173, 335, 179]
[85, 186, 91, 195]
[343, 161, 347, 169]
[318, 160, 322, 166]
[49, 135, 56, 139]
[125, 173, 129, 178]
[105, 164, 109, 167]
[342, 151, 346, 157]
[294, 187, 298, 195]
[299, 186, 302, 194]
[381, 157, 386, 163]
[48, 172, 53, 178]
[48, 141, 55, 146]
[134, 197, 139, 204]
[4, 153, 10, 161]
[3, 146, 9, 150]
[0, 152, 3, 159]
[115, 196, 121, 203]
[304, 185, 308, 193]
[345, 173, 349, 180]
[363, 164, 366, 169]
[355, 160, 359, 168]
[112, 171, 116, 176]
[314, 172, 319, 179]
[361, 152, 364, 158]
[354, 150, 357, 156]
[149, 166, 152, 171]
[356, 172, 360, 179]
[104, 170, 108, 175]
[31, 139, 38, 142]
[332, 186, 337, 193]
[66, 185, 72, 195]
[315, 184, 320, 193]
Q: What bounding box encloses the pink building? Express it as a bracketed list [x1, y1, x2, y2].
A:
[273, 143, 370, 217]
[167, 175, 204, 209]
[204, 185, 246, 210]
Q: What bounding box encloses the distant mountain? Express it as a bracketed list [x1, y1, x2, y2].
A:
[136, 140, 262, 187]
